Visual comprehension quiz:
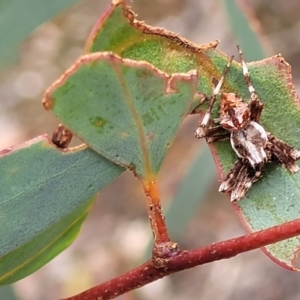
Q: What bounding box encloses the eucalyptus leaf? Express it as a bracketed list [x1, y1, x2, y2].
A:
[0, 136, 124, 284]
[80, 0, 300, 268]
[0, 0, 80, 66]
[44, 53, 198, 179]
[223, 0, 266, 60]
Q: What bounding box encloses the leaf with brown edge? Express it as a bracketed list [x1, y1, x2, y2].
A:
[210, 55, 300, 270]
[85, 0, 219, 101]
[82, 0, 300, 269]
[43, 52, 198, 181]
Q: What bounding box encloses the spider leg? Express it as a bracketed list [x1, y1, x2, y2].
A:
[237, 45, 263, 123]
[195, 55, 234, 138]
[219, 160, 243, 194]
[266, 134, 300, 173]
[219, 159, 262, 202]
[205, 125, 230, 143]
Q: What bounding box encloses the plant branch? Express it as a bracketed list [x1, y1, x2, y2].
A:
[62, 218, 300, 300]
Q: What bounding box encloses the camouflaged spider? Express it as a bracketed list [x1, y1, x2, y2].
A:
[195, 46, 300, 202]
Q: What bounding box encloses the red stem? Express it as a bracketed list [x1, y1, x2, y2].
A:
[62, 218, 300, 300]
[142, 179, 171, 246]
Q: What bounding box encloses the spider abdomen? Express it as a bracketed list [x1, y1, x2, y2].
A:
[230, 121, 268, 168]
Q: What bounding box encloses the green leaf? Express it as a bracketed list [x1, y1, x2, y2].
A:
[0, 286, 19, 300]
[223, 0, 266, 60]
[0, 0, 79, 66]
[44, 53, 198, 180]
[80, 0, 300, 268]
[0, 135, 124, 284]
[85, 1, 217, 97]
[214, 56, 300, 269]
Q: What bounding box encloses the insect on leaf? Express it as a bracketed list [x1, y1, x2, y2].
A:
[80, 0, 300, 269]
[210, 56, 300, 270]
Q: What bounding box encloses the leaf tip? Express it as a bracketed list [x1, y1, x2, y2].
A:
[43, 96, 54, 110]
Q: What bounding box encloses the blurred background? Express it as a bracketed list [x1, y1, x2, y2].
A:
[1, 0, 300, 299]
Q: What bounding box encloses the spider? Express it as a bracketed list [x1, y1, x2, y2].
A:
[195, 46, 300, 202]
